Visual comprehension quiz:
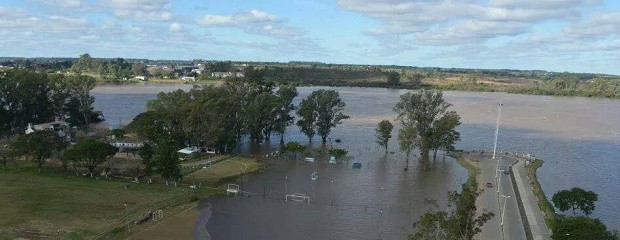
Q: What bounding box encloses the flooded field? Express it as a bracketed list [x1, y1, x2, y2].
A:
[92, 85, 620, 238]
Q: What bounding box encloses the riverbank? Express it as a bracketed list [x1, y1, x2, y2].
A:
[91, 77, 619, 99]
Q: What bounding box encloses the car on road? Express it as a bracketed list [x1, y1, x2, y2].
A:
[486, 182, 493, 188]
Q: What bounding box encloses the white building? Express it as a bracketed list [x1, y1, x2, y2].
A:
[134, 75, 147, 80]
[211, 72, 245, 78]
[181, 76, 196, 82]
[25, 120, 71, 140]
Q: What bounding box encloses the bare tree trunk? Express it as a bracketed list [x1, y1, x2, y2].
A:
[404, 153, 410, 171]
[433, 149, 438, 160]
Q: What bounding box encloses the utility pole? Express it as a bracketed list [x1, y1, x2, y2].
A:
[124, 203, 130, 235]
[501, 195, 511, 226]
[492, 103, 503, 159]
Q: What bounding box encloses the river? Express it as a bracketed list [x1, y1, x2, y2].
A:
[92, 85, 620, 238]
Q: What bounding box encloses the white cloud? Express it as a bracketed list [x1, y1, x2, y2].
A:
[108, 0, 172, 21]
[196, 10, 300, 38]
[35, 0, 83, 8]
[338, 0, 603, 44]
[564, 12, 620, 39]
[169, 22, 182, 32]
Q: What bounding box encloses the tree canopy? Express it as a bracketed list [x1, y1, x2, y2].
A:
[552, 187, 599, 216]
[0, 69, 101, 136]
[375, 120, 394, 154]
[552, 216, 618, 240]
[410, 179, 494, 240]
[394, 89, 460, 164]
[63, 139, 117, 176]
[296, 89, 349, 144]
[11, 131, 67, 170]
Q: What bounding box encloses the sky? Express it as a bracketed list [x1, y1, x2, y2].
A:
[1, 0, 620, 74]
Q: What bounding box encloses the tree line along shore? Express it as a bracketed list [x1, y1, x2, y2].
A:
[2, 53, 619, 98]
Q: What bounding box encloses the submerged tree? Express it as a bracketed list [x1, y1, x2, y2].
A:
[429, 111, 461, 160]
[297, 89, 349, 144]
[398, 126, 418, 171]
[274, 85, 298, 145]
[375, 120, 394, 154]
[394, 89, 460, 165]
[296, 96, 317, 143]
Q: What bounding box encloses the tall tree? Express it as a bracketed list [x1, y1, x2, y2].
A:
[296, 96, 317, 143]
[297, 89, 349, 144]
[11, 131, 66, 171]
[398, 126, 418, 171]
[274, 85, 298, 145]
[139, 143, 155, 182]
[63, 139, 117, 177]
[0, 69, 55, 135]
[154, 138, 182, 185]
[410, 179, 494, 240]
[429, 111, 461, 160]
[62, 75, 97, 127]
[552, 187, 599, 216]
[375, 120, 394, 154]
[394, 89, 458, 165]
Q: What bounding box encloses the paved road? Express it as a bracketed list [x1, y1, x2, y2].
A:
[506, 155, 552, 240]
[478, 156, 527, 240]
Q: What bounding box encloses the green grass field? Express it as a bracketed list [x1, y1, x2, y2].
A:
[184, 157, 263, 184]
[0, 167, 218, 239]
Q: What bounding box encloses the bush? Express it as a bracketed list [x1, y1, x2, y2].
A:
[328, 148, 348, 159]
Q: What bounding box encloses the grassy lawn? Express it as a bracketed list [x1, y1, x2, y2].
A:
[525, 159, 557, 228]
[0, 167, 219, 240]
[184, 157, 263, 184]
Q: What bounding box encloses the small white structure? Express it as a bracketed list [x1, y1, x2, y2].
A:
[329, 156, 337, 164]
[178, 147, 200, 161]
[181, 76, 196, 82]
[227, 184, 240, 196]
[304, 157, 315, 162]
[26, 120, 71, 140]
[286, 193, 310, 204]
[134, 75, 147, 80]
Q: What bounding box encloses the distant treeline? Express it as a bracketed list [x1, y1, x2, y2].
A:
[256, 66, 385, 82]
[2, 56, 619, 98]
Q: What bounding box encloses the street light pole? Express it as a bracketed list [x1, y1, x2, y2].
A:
[501, 195, 511, 226]
[492, 103, 503, 159]
[495, 157, 501, 179]
[496, 169, 502, 194]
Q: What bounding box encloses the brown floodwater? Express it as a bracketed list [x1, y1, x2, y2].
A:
[92, 85, 620, 238]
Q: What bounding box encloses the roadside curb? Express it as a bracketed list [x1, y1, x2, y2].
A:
[511, 158, 552, 240]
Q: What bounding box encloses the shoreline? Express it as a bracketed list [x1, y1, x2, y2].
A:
[452, 150, 553, 240]
[91, 80, 620, 99]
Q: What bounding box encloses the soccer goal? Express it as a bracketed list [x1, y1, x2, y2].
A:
[285, 193, 311, 204]
[226, 184, 240, 196]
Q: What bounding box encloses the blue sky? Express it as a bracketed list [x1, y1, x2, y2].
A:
[1, 0, 620, 74]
